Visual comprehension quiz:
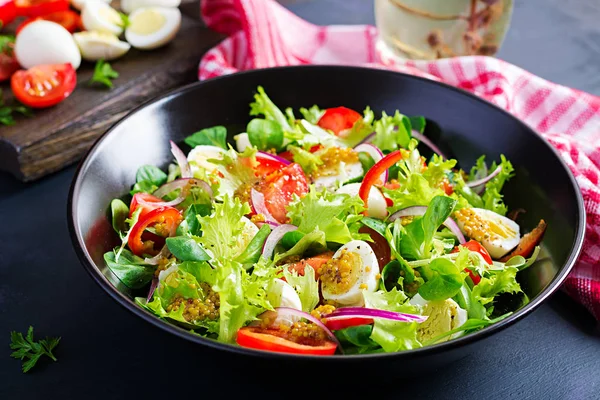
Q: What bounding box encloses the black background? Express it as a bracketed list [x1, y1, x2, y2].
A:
[1, 1, 600, 398]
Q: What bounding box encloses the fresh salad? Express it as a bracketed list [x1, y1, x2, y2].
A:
[105, 87, 547, 356]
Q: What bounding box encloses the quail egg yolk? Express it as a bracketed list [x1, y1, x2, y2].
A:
[129, 9, 166, 35]
[319, 250, 362, 295]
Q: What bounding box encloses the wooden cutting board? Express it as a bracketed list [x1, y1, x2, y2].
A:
[0, 1, 223, 181]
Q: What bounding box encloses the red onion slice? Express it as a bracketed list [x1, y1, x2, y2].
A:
[250, 188, 279, 225]
[323, 307, 428, 323]
[144, 244, 171, 265]
[388, 205, 466, 244]
[170, 141, 192, 178]
[146, 278, 159, 303]
[411, 130, 447, 160]
[256, 307, 342, 353]
[354, 143, 388, 184]
[354, 131, 376, 147]
[262, 224, 297, 259]
[257, 151, 291, 165]
[466, 165, 502, 192]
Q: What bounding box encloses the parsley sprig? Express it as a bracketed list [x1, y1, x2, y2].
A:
[0, 89, 33, 126]
[10, 326, 61, 373]
[89, 59, 120, 89]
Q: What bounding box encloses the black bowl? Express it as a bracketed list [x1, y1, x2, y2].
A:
[68, 66, 585, 369]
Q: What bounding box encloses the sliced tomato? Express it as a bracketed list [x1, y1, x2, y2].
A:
[325, 317, 373, 331]
[0, 0, 17, 25]
[359, 226, 390, 268]
[236, 327, 337, 355]
[317, 107, 362, 136]
[0, 42, 19, 82]
[14, 0, 68, 17]
[16, 10, 81, 34]
[451, 240, 493, 285]
[254, 155, 288, 179]
[11, 63, 76, 108]
[256, 163, 308, 224]
[128, 206, 182, 257]
[441, 179, 454, 195]
[285, 251, 334, 279]
[129, 193, 165, 219]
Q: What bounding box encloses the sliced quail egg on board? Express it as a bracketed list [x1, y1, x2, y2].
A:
[336, 182, 387, 219]
[120, 0, 181, 13]
[187, 145, 227, 176]
[454, 207, 520, 259]
[15, 21, 82, 70]
[409, 294, 468, 342]
[70, 0, 110, 11]
[73, 31, 131, 61]
[125, 7, 181, 50]
[320, 240, 380, 306]
[82, 0, 126, 35]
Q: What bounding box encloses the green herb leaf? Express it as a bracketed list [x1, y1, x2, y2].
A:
[119, 12, 130, 28]
[0, 89, 33, 126]
[418, 257, 465, 301]
[166, 236, 211, 262]
[110, 199, 130, 234]
[184, 126, 228, 149]
[235, 224, 271, 269]
[10, 326, 60, 373]
[131, 165, 167, 194]
[90, 59, 119, 89]
[247, 118, 284, 151]
[104, 249, 156, 288]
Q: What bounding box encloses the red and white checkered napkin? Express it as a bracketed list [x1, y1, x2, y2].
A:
[199, 0, 600, 319]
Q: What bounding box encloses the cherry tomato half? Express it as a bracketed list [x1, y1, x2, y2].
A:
[14, 0, 68, 18]
[11, 63, 76, 108]
[317, 107, 362, 136]
[0, 41, 19, 82]
[236, 326, 337, 356]
[16, 9, 81, 34]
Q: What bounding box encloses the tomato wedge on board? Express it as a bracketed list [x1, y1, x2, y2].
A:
[128, 206, 182, 257]
[0, 0, 17, 26]
[236, 327, 337, 355]
[129, 193, 167, 219]
[14, 0, 68, 18]
[317, 107, 361, 136]
[0, 41, 19, 82]
[11, 63, 76, 108]
[16, 10, 81, 34]
[255, 163, 308, 224]
[324, 317, 373, 331]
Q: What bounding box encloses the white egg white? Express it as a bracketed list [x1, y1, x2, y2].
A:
[336, 182, 387, 219]
[73, 31, 131, 61]
[187, 145, 227, 175]
[15, 21, 81, 69]
[120, 0, 181, 14]
[455, 207, 521, 259]
[321, 240, 380, 306]
[125, 7, 181, 50]
[82, 0, 125, 35]
[236, 216, 259, 253]
[234, 133, 251, 153]
[313, 161, 363, 191]
[409, 294, 468, 341]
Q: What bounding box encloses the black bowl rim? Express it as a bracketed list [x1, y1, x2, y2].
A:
[68, 65, 586, 361]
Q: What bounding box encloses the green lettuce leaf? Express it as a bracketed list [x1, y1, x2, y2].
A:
[371, 111, 412, 152]
[423, 155, 456, 189]
[289, 145, 323, 174]
[299, 105, 324, 124]
[282, 265, 319, 312]
[473, 266, 522, 306]
[114, 206, 142, 261]
[197, 194, 252, 263]
[184, 126, 228, 149]
[166, 236, 211, 262]
[104, 249, 155, 289]
[276, 229, 327, 260]
[110, 199, 129, 234]
[250, 86, 293, 132]
[210, 147, 258, 199]
[363, 288, 422, 352]
[247, 118, 284, 151]
[481, 155, 514, 216]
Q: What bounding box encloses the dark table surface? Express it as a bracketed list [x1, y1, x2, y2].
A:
[1, 1, 599, 399]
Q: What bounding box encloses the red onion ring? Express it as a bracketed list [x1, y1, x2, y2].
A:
[354, 143, 388, 184]
[323, 307, 428, 323]
[255, 307, 342, 353]
[388, 205, 466, 244]
[170, 141, 192, 178]
[250, 188, 279, 225]
[262, 224, 298, 259]
[144, 244, 171, 265]
[257, 151, 291, 165]
[153, 178, 213, 200]
[146, 278, 159, 303]
[466, 165, 502, 193]
[354, 131, 376, 147]
[411, 130, 447, 160]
